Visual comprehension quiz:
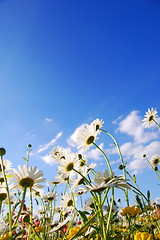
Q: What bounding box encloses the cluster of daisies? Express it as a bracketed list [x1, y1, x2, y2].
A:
[0, 108, 159, 239]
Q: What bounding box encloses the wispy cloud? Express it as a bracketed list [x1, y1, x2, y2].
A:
[45, 117, 53, 123]
[37, 132, 63, 153]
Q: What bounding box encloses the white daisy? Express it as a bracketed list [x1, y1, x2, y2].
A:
[83, 198, 95, 212]
[50, 217, 70, 232]
[94, 169, 111, 185]
[90, 118, 104, 131]
[0, 183, 7, 201]
[61, 192, 76, 211]
[150, 155, 160, 167]
[0, 159, 12, 172]
[50, 146, 67, 162]
[11, 165, 45, 190]
[142, 108, 158, 128]
[74, 124, 99, 151]
[70, 165, 90, 190]
[42, 191, 57, 201]
[58, 153, 80, 178]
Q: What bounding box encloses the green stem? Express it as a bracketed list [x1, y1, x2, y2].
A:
[0, 156, 12, 231]
[100, 129, 130, 206]
[13, 187, 27, 227]
[106, 188, 114, 236]
[93, 142, 113, 176]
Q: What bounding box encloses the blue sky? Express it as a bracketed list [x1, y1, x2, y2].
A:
[0, 0, 160, 203]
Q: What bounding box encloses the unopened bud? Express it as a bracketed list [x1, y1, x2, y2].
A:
[0, 148, 6, 156]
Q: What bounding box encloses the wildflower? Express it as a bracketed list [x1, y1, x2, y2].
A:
[0, 159, 12, 172]
[94, 169, 111, 185]
[150, 155, 160, 168]
[42, 191, 57, 201]
[134, 231, 153, 240]
[90, 118, 104, 131]
[50, 217, 70, 232]
[142, 108, 158, 128]
[66, 226, 81, 239]
[50, 146, 67, 162]
[85, 182, 108, 193]
[35, 226, 44, 233]
[74, 124, 99, 151]
[0, 184, 7, 201]
[70, 165, 90, 190]
[84, 198, 95, 212]
[0, 232, 10, 240]
[94, 172, 130, 191]
[120, 206, 141, 217]
[61, 192, 76, 211]
[11, 165, 45, 190]
[58, 153, 80, 178]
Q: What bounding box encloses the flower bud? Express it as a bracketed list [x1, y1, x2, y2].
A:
[0, 148, 6, 156]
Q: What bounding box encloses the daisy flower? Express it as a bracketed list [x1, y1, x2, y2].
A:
[58, 153, 80, 178]
[50, 146, 67, 162]
[42, 191, 57, 201]
[11, 165, 45, 190]
[83, 198, 95, 212]
[50, 217, 70, 232]
[94, 169, 111, 185]
[90, 118, 104, 131]
[0, 159, 12, 172]
[142, 108, 158, 128]
[61, 192, 76, 212]
[0, 184, 7, 201]
[74, 124, 99, 151]
[150, 155, 160, 168]
[70, 165, 90, 190]
[85, 182, 108, 193]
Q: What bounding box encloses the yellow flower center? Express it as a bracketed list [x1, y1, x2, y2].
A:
[65, 162, 74, 172]
[86, 136, 95, 145]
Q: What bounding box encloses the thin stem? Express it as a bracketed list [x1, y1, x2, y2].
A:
[93, 142, 113, 176]
[106, 188, 114, 236]
[13, 187, 27, 227]
[99, 129, 130, 206]
[0, 156, 12, 231]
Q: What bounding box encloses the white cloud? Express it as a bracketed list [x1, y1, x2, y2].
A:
[86, 143, 104, 161]
[67, 124, 86, 147]
[117, 111, 158, 144]
[105, 111, 160, 174]
[37, 132, 63, 153]
[41, 155, 56, 165]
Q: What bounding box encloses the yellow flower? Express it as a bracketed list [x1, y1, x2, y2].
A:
[35, 226, 44, 233]
[66, 226, 80, 239]
[0, 232, 10, 240]
[121, 206, 141, 217]
[134, 232, 153, 240]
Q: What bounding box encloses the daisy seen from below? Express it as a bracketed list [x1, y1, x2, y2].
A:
[142, 108, 159, 128]
[11, 165, 45, 190]
[74, 123, 99, 151]
[50, 145, 67, 163]
[42, 191, 57, 201]
[0, 159, 12, 173]
[150, 155, 160, 169]
[90, 118, 104, 132]
[61, 192, 76, 212]
[58, 153, 80, 179]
